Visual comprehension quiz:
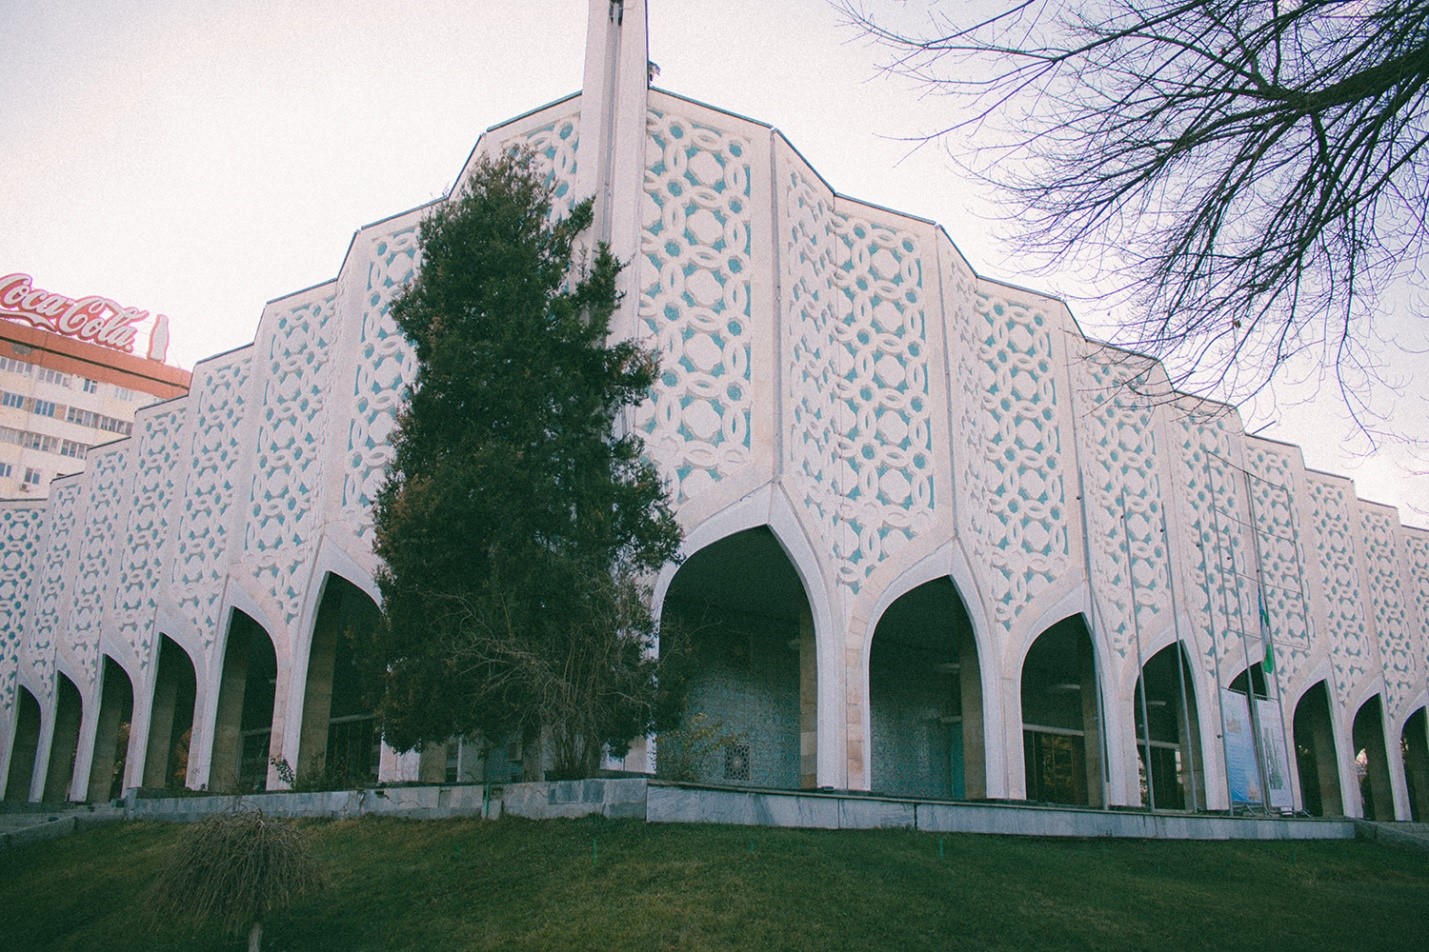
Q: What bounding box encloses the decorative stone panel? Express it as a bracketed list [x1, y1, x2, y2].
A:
[1245, 442, 1313, 691]
[341, 230, 420, 546]
[1360, 505, 1415, 716]
[1176, 410, 1253, 686]
[114, 408, 186, 665]
[779, 154, 935, 592]
[70, 449, 132, 673]
[342, 114, 583, 546]
[243, 295, 337, 630]
[637, 108, 753, 502]
[172, 355, 253, 650]
[1075, 349, 1170, 661]
[0, 508, 44, 712]
[1401, 529, 1429, 700]
[502, 112, 582, 218]
[954, 287, 1069, 631]
[1306, 476, 1372, 708]
[31, 483, 84, 695]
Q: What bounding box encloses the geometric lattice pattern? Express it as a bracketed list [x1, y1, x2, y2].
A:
[115, 407, 185, 668]
[1360, 505, 1415, 716]
[1308, 476, 1373, 708]
[172, 355, 253, 650]
[505, 112, 581, 218]
[244, 295, 337, 630]
[638, 109, 753, 502]
[1245, 442, 1313, 690]
[342, 228, 419, 545]
[0, 508, 44, 713]
[1403, 531, 1429, 695]
[69, 448, 130, 676]
[1176, 409, 1252, 686]
[31, 483, 84, 696]
[780, 154, 935, 592]
[1077, 350, 1169, 661]
[959, 290, 1068, 630]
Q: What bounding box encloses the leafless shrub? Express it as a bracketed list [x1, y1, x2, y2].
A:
[146, 810, 326, 951]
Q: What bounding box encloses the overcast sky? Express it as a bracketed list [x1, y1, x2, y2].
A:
[3, 0, 1424, 522]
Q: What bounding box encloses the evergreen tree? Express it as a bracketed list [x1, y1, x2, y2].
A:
[366, 153, 683, 779]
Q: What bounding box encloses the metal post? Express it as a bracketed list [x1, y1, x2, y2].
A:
[1243, 472, 1298, 813]
[1066, 362, 1112, 811]
[1159, 501, 1201, 811]
[1196, 447, 1241, 813]
[1203, 449, 1270, 812]
[1122, 487, 1156, 811]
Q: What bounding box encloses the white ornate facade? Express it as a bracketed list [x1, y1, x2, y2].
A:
[2, 2, 1426, 821]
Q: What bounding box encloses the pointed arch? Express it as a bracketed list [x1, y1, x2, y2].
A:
[208, 608, 280, 793]
[1018, 615, 1105, 807]
[657, 525, 818, 789]
[1401, 706, 1429, 822]
[867, 576, 985, 799]
[87, 656, 136, 802]
[44, 672, 83, 803]
[1353, 694, 1395, 820]
[142, 635, 198, 790]
[294, 573, 381, 788]
[1131, 641, 1205, 810]
[3, 687, 42, 803]
[1293, 680, 1345, 817]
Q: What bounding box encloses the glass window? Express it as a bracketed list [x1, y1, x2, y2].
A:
[0, 391, 22, 409]
[32, 399, 57, 418]
[22, 467, 41, 486]
[0, 462, 11, 478]
[36, 368, 70, 387]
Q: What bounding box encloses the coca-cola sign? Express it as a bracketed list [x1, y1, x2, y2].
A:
[0, 272, 169, 359]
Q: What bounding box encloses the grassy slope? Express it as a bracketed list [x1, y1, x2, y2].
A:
[2, 817, 1426, 951]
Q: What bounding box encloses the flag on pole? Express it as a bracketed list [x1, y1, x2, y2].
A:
[1258, 589, 1275, 674]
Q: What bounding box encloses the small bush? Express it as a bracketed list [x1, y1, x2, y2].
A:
[146, 810, 326, 950]
[656, 713, 743, 783]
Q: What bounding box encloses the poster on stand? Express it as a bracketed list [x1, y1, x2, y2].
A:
[1256, 698, 1294, 811]
[1221, 688, 1262, 804]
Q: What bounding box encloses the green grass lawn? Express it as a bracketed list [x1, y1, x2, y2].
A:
[2, 817, 1426, 951]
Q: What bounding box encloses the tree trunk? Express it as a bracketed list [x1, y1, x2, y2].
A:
[521, 727, 543, 782]
[248, 919, 263, 952]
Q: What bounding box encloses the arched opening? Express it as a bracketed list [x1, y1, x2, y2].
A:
[1020, 616, 1104, 807]
[1132, 642, 1203, 810]
[142, 636, 197, 790]
[209, 610, 279, 793]
[44, 674, 83, 802]
[1292, 681, 1344, 817]
[87, 656, 135, 802]
[296, 576, 381, 789]
[1402, 708, 1429, 822]
[658, 527, 815, 790]
[4, 687, 42, 802]
[1352, 695, 1395, 821]
[868, 578, 984, 799]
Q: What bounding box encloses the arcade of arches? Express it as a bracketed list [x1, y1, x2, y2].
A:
[3, 543, 1427, 822]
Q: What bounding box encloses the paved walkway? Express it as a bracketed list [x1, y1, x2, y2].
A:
[0, 803, 124, 850]
[1358, 820, 1429, 851]
[8, 782, 1423, 852]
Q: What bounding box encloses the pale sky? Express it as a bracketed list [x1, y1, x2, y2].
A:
[3, 0, 1424, 523]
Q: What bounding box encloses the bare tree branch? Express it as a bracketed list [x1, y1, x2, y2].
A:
[837, 0, 1429, 412]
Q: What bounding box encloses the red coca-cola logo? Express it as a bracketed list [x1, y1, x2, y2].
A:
[0, 272, 152, 354]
